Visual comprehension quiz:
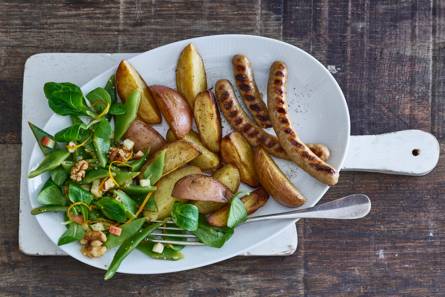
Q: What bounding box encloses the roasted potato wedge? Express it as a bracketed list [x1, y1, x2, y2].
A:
[172, 174, 232, 203]
[124, 119, 166, 153]
[254, 147, 305, 207]
[212, 164, 240, 193]
[150, 85, 192, 139]
[176, 43, 207, 108]
[116, 60, 161, 124]
[193, 90, 222, 152]
[194, 164, 240, 214]
[141, 140, 200, 178]
[206, 187, 269, 227]
[144, 166, 202, 220]
[166, 129, 220, 171]
[220, 132, 258, 187]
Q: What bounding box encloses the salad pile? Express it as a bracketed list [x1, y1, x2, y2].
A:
[28, 77, 246, 280]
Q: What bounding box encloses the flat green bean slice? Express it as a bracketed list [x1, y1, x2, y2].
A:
[104, 221, 163, 280]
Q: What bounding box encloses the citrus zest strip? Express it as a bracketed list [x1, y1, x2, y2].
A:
[66, 201, 91, 222]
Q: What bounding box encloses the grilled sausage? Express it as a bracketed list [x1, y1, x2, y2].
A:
[267, 61, 339, 186]
[215, 79, 288, 159]
[214, 79, 331, 161]
[232, 55, 272, 128]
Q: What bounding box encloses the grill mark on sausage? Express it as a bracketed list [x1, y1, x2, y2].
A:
[239, 83, 251, 92]
[244, 94, 256, 102]
[242, 123, 253, 133]
[275, 71, 284, 77]
[247, 129, 260, 138]
[229, 110, 238, 118]
[235, 74, 247, 82]
[258, 135, 268, 144]
[236, 65, 246, 72]
[289, 139, 303, 148]
[280, 118, 289, 125]
[223, 101, 233, 110]
[264, 139, 275, 148]
[275, 89, 283, 96]
[274, 79, 283, 86]
[220, 91, 229, 101]
[301, 150, 316, 161]
[234, 117, 243, 125]
[276, 107, 286, 114]
[283, 128, 292, 134]
[313, 164, 336, 174]
[258, 115, 270, 122]
[249, 104, 261, 112]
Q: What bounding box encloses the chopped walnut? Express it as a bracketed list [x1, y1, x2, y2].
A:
[80, 230, 107, 258]
[108, 146, 132, 162]
[70, 160, 89, 182]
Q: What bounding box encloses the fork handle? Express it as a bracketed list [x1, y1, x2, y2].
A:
[246, 194, 371, 223]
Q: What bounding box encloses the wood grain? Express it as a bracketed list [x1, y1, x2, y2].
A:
[0, 0, 443, 296]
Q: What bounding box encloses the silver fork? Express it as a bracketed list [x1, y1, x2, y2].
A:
[149, 194, 371, 246]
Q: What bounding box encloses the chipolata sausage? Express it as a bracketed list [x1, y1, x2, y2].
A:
[232, 55, 272, 128]
[267, 61, 339, 186]
[214, 79, 331, 162]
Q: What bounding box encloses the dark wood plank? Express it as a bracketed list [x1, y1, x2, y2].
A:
[433, 0, 445, 140]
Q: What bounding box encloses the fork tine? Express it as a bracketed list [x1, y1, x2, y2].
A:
[156, 226, 184, 231]
[151, 232, 196, 238]
[149, 238, 204, 246]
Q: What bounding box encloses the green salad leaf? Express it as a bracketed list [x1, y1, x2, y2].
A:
[114, 190, 138, 219]
[68, 183, 93, 205]
[96, 197, 127, 223]
[58, 223, 85, 246]
[171, 202, 199, 231]
[227, 192, 249, 228]
[44, 82, 93, 117]
[104, 75, 117, 103]
[54, 123, 88, 142]
[37, 179, 65, 206]
[50, 166, 68, 186]
[28, 150, 71, 178]
[86, 87, 111, 114]
[192, 217, 234, 248]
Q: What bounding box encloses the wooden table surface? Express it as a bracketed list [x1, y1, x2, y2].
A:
[1, 1, 443, 296]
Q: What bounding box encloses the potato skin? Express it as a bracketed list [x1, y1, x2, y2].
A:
[194, 90, 222, 152]
[144, 166, 201, 220]
[194, 164, 240, 214]
[166, 129, 220, 171]
[212, 164, 240, 193]
[141, 140, 200, 178]
[124, 119, 166, 153]
[254, 147, 305, 207]
[116, 60, 161, 124]
[206, 187, 269, 227]
[176, 43, 207, 108]
[150, 85, 192, 139]
[172, 174, 232, 203]
[220, 132, 258, 187]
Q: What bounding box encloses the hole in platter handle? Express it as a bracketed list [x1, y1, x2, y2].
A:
[341, 130, 440, 176]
